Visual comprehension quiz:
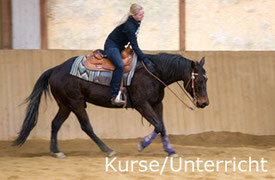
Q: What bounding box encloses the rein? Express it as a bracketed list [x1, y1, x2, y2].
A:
[141, 61, 197, 111]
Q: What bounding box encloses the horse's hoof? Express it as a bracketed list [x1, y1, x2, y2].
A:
[51, 152, 66, 158]
[169, 152, 178, 157]
[107, 150, 116, 157]
[137, 141, 144, 152]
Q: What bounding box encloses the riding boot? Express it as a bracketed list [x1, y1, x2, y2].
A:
[111, 90, 125, 106]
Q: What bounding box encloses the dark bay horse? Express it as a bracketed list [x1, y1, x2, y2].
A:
[13, 52, 209, 158]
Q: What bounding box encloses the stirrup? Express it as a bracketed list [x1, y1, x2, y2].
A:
[111, 90, 125, 106]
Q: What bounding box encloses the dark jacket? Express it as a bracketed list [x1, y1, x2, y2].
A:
[104, 16, 147, 60]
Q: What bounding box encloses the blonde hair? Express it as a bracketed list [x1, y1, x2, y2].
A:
[117, 4, 143, 26]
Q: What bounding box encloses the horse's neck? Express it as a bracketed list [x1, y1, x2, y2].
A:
[159, 58, 192, 86]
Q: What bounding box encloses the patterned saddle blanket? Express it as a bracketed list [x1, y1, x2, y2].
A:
[69, 53, 137, 86]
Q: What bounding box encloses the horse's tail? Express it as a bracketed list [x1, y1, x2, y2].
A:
[13, 68, 54, 146]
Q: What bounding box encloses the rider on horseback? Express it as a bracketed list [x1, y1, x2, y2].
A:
[104, 3, 155, 106]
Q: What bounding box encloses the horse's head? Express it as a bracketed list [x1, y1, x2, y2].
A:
[184, 57, 209, 108]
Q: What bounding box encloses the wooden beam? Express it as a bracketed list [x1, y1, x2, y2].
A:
[0, 1, 2, 48]
[179, 0, 186, 50]
[0, 0, 12, 49]
[40, 0, 47, 49]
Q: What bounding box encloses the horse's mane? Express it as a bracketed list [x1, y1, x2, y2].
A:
[147, 53, 192, 79]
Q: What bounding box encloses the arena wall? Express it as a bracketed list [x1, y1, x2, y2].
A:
[0, 50, 274, 140]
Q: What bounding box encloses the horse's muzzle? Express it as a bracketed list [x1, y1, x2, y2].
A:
[197, 101, 209, 108]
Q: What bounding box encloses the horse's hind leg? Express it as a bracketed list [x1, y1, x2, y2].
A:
[73, 108, 116, 157]
[50, 106, 71, 158]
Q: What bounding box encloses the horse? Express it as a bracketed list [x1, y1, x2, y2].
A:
[13, 52, 209, 158]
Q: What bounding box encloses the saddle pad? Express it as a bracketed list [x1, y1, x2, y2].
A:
[70, 53, 137, 86]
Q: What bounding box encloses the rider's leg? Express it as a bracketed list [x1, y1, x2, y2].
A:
[105, 48, 125, 105]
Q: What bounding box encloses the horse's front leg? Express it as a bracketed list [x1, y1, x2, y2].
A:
[137, 102, 177, 157]
[138, 130, 158, 151]
[135, 101, 163, 150]
[139, 129, 177, 157]
[155, 102, 178, 157]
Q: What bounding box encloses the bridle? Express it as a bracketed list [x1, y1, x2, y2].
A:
[178, 70, 208, 109]
[142, 61, 205, 111]
[178, 70, 199, 106]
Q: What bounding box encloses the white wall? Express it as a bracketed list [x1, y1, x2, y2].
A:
[9, 0, 275, 50]
[186, 0, 275, 50]
[12, 0, 41, 49]
[46, 0, 179, 50]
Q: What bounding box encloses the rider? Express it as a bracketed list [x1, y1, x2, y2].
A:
[104, 3, 155, 106]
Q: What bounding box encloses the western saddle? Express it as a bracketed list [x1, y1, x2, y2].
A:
[84, 45, 134, 72]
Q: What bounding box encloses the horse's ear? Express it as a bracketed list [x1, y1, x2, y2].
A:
[200, 57, 205, 66]
[191, 61, 196, 69]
